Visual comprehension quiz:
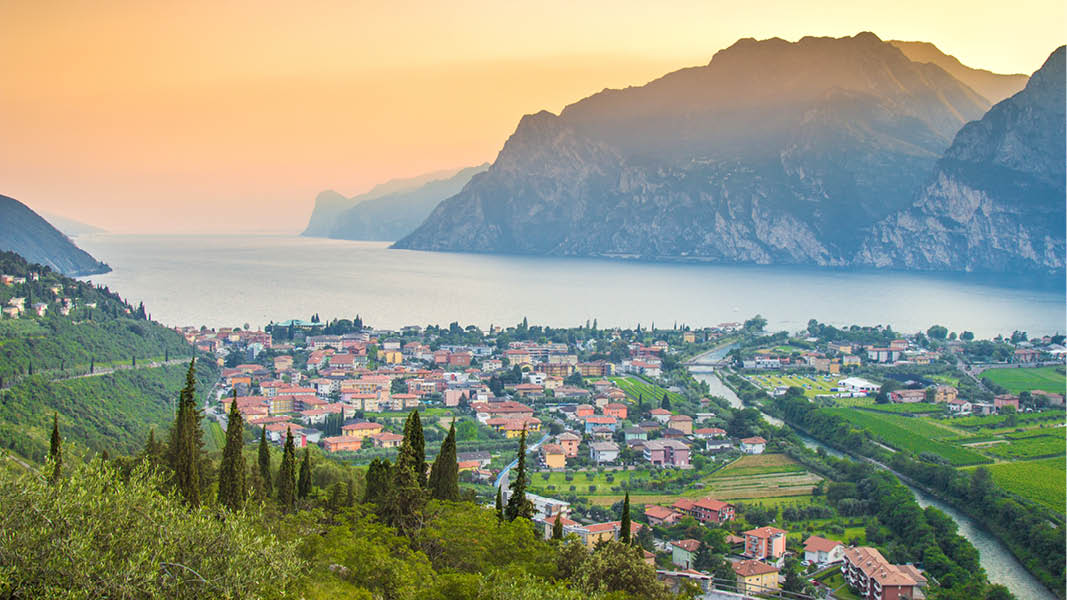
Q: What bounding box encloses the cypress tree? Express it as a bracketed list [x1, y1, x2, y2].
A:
[217, 392, 247, 510]
[297, 447, 312, 500]
[552, 513, 564, 540]
[428, 420, 459, 500]
[49, 413, 62, 483]
[345, 477, 355, 507]
[505, 427, 533, 521]
[363, 458, 391, 505]
[249, 460, 265, 501]
[620, 491, 632, 545]
[661, 393, 670, 410]
[276, 427, 297, 512]
[495, 485, 504, 523]
[258, 427, 273, 498]
[169, 359, 201, 506]
[401, 410, 426, 488]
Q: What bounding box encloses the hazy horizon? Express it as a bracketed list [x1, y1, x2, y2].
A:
[3, 0, 1064, 234]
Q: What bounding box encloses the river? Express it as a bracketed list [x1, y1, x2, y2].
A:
[690, 367, 1058, 599]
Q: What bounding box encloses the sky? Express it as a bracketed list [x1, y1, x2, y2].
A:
[1, 0, 1063, 234]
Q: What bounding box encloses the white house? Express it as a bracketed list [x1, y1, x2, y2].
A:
[589, 441, 620, 464]
[837, 377, 881, 394]
[739, 436, 767, 455]
[803, 536, 844, 564]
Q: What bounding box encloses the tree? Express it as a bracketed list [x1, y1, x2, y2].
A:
[401, 410, 427, 488]
[216, 393, 247, 510]
[168, 359, 202, 506]
[505, 428, 534, 521]
[693, 542, 713, 572]
[927, 325, 949, 340]
[297, 447, 312, 500]
[495, 485, 504, 522]
[781, 556, 804, 593]
[48, 413, 62, 483]
[428, 420, 459, 501]
[660, 393, 671, 410]
[363, 458, 391, 505]
[257, 427, 272, 499]
[961, 331, 975, 341]
[743, 314, 767, 332]
[552, 514, 564, 540]
[619, 492, 632, 545]
[276, 427, 297, 512]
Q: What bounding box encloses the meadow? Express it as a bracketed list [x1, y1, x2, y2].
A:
[608, 376, 687, 406]
[981, 366, 1066, 395]
[861, 403, 944, 415]
[746, 373, 841, 398]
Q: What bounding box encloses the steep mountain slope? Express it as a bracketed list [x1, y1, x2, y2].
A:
[858, 46, 1065, 274]
[0, 195, 110, 276]
[40, 212, 106, 238]
[328, 164, 489, 241]
[395, 33, 991, 265]
[302, 167, 471, 237]
[890, 41, 1029, 104]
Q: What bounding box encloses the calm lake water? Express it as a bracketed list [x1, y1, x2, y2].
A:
[76, 234, 1065, 336]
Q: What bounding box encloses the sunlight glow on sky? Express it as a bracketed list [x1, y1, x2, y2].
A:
[1, 0, 1063, 233]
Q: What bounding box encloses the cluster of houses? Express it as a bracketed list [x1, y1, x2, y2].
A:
[1, 273, 81, 319]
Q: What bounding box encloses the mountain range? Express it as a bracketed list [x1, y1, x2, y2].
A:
[390, 34, 1063, 276]
[0, 195, 111, 276]
[301, 167, 479, 238]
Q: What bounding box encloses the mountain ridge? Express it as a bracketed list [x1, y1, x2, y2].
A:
[0, 195, 110, 276]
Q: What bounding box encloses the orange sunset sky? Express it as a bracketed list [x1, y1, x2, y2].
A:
[2, 0, 1063, 234]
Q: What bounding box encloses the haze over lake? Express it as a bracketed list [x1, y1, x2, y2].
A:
[77, 234, 1064, 337]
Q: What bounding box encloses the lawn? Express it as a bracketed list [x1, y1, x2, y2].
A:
[982, 366, 1066, 395]
[824, 409, 990, 466]
[747, 373, 841, 399]
[972, 457, 1065, 512]
[715, 453, 806, 477]
[861, 403, 944, 415]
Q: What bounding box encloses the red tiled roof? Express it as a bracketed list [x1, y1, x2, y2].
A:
[745, 526, 787, 538]
[732, 559, 778, 577]
[672, 539, 701, 552]
[803, 535, 842, 553]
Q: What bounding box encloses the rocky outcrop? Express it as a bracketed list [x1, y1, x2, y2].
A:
[396, 33, 994, 266]
[0, 195, 110, 276]
[858, 47, 1065, 274]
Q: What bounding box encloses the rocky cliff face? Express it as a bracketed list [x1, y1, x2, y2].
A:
[328, 165, 488, 241]
[857, 47, 1065, 274]
[0, 195, 110, 276]
[395, 33, 995, 266]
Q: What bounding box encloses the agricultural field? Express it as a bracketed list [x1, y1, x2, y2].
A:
[981, 366, 1066, 395]
[203, 420, 225, 453]
[527, 469, 651, 496]
[824, 409, 989, 466]
[609, 376, 687, 406]
[833, 397, 874, 408]
[973, 457, 1066, 512]
[747, 373, 841, 399]
[693, 453, 822, 499]
[951, 411, 1064, 429]
[861, 403, 945, 415]
[985, 433, 1066, 460]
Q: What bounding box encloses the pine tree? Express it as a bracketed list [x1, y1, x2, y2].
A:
[363, 458, 391, 504]
[620, 491, 632, 545]
[694, 542, 713, 572]
[505, 428, 533, 521]
[258, 427, 273, 499]
[297, 447, 312, 500]
[495, 485, 504, 523]
[49, 413, 62, 483]
[217, 392, 247, 510]
[400, 410, 426, 488]
[660, 393, 671, 410]
[552, 513, 564, 540]
[428, 420, 459, 500]
[168, 359, 202, 506]
[276, 427, 297, 512]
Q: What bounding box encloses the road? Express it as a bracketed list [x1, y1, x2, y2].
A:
[493, 432, 551, 490]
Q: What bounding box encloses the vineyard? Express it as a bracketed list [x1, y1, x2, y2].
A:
[822, 409, 990, 466]
[976, 457, 1066, 512]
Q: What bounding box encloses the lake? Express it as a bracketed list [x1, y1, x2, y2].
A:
[76, 234, 1065, 336]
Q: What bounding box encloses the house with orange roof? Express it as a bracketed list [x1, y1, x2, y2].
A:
[671, 539, 702, 569]
[739, 436, 767, 455]
[667, 414, 693, 434]
[369, 431, 403, 448]
[556, 432, 581, 458]
[693, 427, 727, 439]
[603, 403, 628, 420]
[575, 404, 595, 418]
[539, 443, 567, 469]
[803, 535, 844, 564]
[644, 504, 682, 526]
[650, 408, 672, 424]
[744, 526, 787, 560]
[322, 436, 362, 453]
[672, 497, 735, 524]
[842, 546, 927, 600]
[341, 421, 383, 439]
[732, 559, 779, 594]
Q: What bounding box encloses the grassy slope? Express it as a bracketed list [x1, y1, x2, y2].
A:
[982, 366, 1066, 395]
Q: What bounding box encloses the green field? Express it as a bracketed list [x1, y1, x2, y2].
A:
[862, 403, 944, 415]
[608, 376, 686, 406]
[951, 411, 1064, 429]
[204, 420, 225, 452]
[824, 409, 989, 466]
[975, 457, 1066, 512]
[985, 434, 1066, 460]
[694, 454, 822, 500]
[528, 470, 651, 496]
[747, 373, 841, 399]
[982, 366, 1066, 395]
